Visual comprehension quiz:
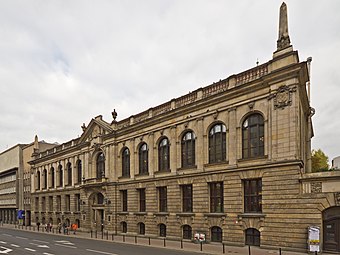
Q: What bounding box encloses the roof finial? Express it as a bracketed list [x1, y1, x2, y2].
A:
[277, 2, 291, 50]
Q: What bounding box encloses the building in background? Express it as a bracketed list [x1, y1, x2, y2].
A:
[332, 156, 340, 169]
[0, 136, 55, 225]
[28, 3, 340, 253]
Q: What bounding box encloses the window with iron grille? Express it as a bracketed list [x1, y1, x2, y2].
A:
[138, 188, 146, 212]
[181, 131, 196, 168]
[158, 186, 167, 212]
[121, 190, 128, 212]
[242, 114, 264, 159]
[159, 224, 166, 237]
[183, 225, 192, 240]
[182, 185, 193, 212]
[209, 123, 227, 163]
[244, 179, 262, 213]
[210, 182, 224, 213]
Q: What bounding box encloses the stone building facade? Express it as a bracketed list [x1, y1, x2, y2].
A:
[29, 3, 340, 253]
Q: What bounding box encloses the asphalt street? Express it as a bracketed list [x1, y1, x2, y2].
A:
[0, 228, 204, 255]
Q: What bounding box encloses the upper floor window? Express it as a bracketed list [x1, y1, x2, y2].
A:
[158, 137, 170, 171]
[121, 190, 128, 212]
[36, 171, 41, 190]
[58, 165, 63, 187]
[139, 143, 148, 175]
[244, 178, 262, 213]
[209, 123, 227, 163]
[122, 148, 130, 177]
[96, 152, 105, 179]
[76, 160, 82, 184]
[158, 186, 167, 212]
[181, 131, 196, 168]
[43, 169, 47, 189]
[138, 188, 146, 212]
[242, 114, 264, 159]
[182, 184, 193, 212]
[50, 167, 55, 188]
[66, 162, 72, 186]
[210, 182, 224, 213]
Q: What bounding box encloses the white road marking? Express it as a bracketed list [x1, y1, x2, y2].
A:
[0, 242, 6, 244]
[43, 253, 54, 255]
[29, 242, 40, 246]
[1, 235, 11, 237]
[86, 249, 118, 255]
[10, 244, 20, 247]
[15, 236, 28, 240]
[25, 248, 36, 252]
[0, 246, 12, 254]
[55, 240, 74, 245]
[33, 239, 49, 244]
[55, 243, 77, 249]
[38, 244, 50, 248]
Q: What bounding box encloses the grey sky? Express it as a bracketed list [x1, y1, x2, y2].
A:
[0, 0, 339, 162]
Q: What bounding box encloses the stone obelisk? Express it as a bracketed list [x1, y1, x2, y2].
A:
[277, 2, 291, 50]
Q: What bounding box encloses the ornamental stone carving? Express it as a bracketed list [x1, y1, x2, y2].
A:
[269, 85, 296, 109]
[335, 192, 340, 206]
[311, 182, 322, 193]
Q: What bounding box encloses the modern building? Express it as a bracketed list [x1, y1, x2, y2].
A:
[332, 156, 340, 169]
[29, 3, 340, 253]
[0, 136, 55, 226]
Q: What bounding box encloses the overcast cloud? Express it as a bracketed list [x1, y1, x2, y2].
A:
[0, 0, 339, 162]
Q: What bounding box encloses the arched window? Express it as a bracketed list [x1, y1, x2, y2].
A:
[182, 225, 192, 240]
[139, 143, 148, 175]
[245, 228, 260, 246]
[97, 193, 104, 205]
[50, 167, 55, 188]
[96, 152, 105, 179]
[158, 138, 170, 172]
[58, 165, 63, 187]
[209, 123, 227, 163]
[242, 114, 264, 158]
[77, 160, 82, 184]
[138, 222, 145, 235]
[181, 131, 196, 168]
[43, 169, 47, 189]
[122, 148, 130, 177]
[121, 221, 127, 233]
[211, 226, 222, 242]
[67, 162, 72, 186]
[36, 171, 41, 190]
[159, 224, 166, 237]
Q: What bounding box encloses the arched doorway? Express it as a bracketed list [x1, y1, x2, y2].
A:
[89, 192, 105, 231]
[323, 206, 340, 252]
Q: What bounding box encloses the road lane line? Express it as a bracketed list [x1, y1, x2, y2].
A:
[1, 235, 11, 237]
[43, 253, 54, 255]
[15, 236, 28, 240]
[33, 239, 49, 244]
[86, 249, 118, 255]
[24, 248, 36, 252]
[0, 242, 6, 244]
[0, 246, 13, 254]
[10, 244, 20, 247]
[54, 243, 77, 249]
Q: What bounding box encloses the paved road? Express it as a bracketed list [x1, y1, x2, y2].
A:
[0, 228, 204, 255]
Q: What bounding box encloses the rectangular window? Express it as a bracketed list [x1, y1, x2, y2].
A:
[158, 187, 167, 212]
[41, 197, 46, 212]
[138, 188, 146, 212]
[65, 195, 70, 211]
[75, 194, 81, 212]
[210, 182, 224, 213]
[244, 179, 262, 213]
[49, 196, 53, 212]
[121, 190, 128, 212]
[56, 195, 61, 212]
[35, 197, 39, 212]
[182, 185, 193, 212]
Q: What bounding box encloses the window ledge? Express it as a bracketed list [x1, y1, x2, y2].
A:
[154, 170, 171, 176]
[118, 212, 129, 215]
[237, 155, 268, 163]
[204, 213, 226, 217]
[135, 172, 149, 177]
[238, 213, 266, 219]
[134, 212, 147, 216]
[153, 212, 169, 216]
[204, 161, 229, 168]
[176, 212, 195, 217]
[118, 176, 131, 180]
[178, 165, 197, 171]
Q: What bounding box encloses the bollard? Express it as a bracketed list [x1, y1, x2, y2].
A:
[315, 252, 317, 255]
[112, 234, 114, 241]
[163, 238, 166, 247]
[279, 248, 282, 255]
[106, 231, 109, 240]
[91, 230, 93, 238]
[223, 243, 225, 254]
[248, 245, 251, 255]
[135, 236, 137, 244]
[102, 231, 103, 239]
[149, 237, 151, 245]
[200, 241, 203, 251]
[96, 230, 97, 239]
[180, 239, 183, 249]
[123, 235, 125, 242]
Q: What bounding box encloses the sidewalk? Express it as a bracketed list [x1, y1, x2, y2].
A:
[1, 224, 312, 255]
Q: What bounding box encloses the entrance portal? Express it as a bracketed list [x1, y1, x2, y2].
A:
[323, 207, 340, 252]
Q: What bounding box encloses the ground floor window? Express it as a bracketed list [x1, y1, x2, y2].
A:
[211, 226, 222, 242]
[121, 221, 127, 233]
[138, 222, 145, 235]
[159, 224, 166, 237]
[245, 228, 260, 246]
[182, 225, 192, 240]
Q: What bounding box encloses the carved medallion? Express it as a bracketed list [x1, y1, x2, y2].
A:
[272, 85, 296, 109]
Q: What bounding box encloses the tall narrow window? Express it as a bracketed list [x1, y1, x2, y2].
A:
[75, 194, 81, 212]
[210, 182, 224, 213]
[77, 160, 82, 184]
[182, 185, 193, 212]
[56, 195, 61, 212]
[242, 114, 264, 158]
[121, 190, 128, 212]
[43, 169, 47, 189]
[158, 138, 170, 171]
[122, 222, 127, 233]
[42, 197, 46, 212]
[65, 195, 70, 211]
[138, 222, 145, 235]
[159, 224, 166, 237]
[50, 167, 55, 188]
[35, 197, 39, 211]
[209, 123, 227, 163]
[58, 165, 63, 187]
[122, 148, 130, 177]
[36, 171, 41, 190]
[139, 143, 148, 175]
[96, 152, 105, 179]
[67, 162, 72, 186]
[158, 187, 167, 212]
[244, 179, 262, 213]
[49, 196, 53, 212]
[138, 188, 146, 212]
[181, 131, 196, 168]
